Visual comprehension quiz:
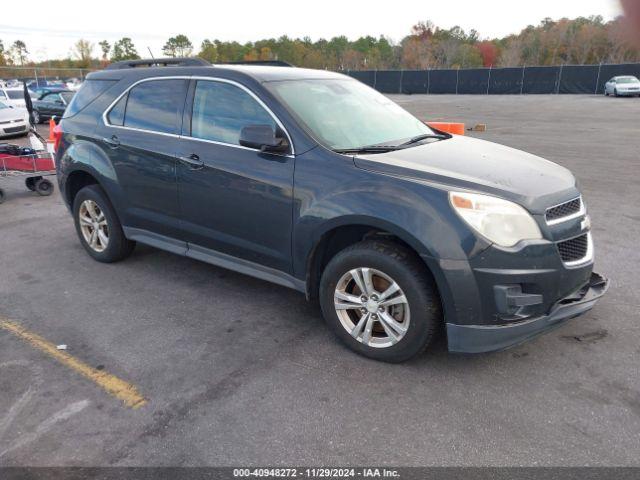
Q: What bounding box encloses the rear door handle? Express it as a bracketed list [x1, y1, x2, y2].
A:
[178, 153, 204, 169]
[102, 135, 120, 148]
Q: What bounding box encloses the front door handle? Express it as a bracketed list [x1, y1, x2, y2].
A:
[178, 153, 204, 169]
[102, 135, 120, 149]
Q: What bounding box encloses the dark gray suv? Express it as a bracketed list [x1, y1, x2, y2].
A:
[55, 58, 608, 362]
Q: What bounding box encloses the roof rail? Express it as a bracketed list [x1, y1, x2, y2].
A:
[105, 57, 211, 70]
[220, 60, 294, 67]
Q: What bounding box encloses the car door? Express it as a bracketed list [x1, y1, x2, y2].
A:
[96, 78, 189, 240]
[40, 93, 65, 117]
[37, 93, 57, 117]
[176, 78, 295, 273]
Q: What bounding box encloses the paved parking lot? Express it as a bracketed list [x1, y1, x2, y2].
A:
[0, 95, 639, 466]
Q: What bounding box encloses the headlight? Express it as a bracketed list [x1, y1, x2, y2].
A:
[449, 191, 542, 247]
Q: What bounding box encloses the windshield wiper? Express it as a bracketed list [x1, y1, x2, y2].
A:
[334, 145, 400, 154]
[334, 133, 449, 154]
[396, 133, 448, 148]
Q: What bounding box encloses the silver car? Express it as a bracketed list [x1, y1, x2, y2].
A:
[604, 76, 640, 97]
[0, 100, 30, 138]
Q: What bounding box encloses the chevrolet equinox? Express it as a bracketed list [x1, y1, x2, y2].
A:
[55, 58, 608, 362]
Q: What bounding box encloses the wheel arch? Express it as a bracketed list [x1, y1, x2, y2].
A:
[59, 139, 120, 210]
[64, 169, 101, 207]
[303, 216, 442, 302]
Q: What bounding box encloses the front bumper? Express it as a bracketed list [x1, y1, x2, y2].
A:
[447, 272, 608, 353]
[0, 121, 29, 137]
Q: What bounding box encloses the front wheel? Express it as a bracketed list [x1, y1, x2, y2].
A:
[319, 240, 441, 363]
[32, 110, 41, 124]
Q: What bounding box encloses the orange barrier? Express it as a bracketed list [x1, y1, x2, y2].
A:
[48, 118, 56, 142]
[426, 122, 465, 135]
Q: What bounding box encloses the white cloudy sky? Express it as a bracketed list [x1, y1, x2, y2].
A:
[1, 0, 623, 61]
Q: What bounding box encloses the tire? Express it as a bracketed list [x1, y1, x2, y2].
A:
[319, 240, 441, 363]
[32, 110, 41, 124]
[72, 184, 135, 263]
[614, 89, 619, 97]
[0, 188, 4, 204]
[26, 176, 42, 191]
[34, 178, 53, 196]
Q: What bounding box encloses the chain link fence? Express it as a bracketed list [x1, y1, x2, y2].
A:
[345, 63, 640, 95]
[2, 63, 639, 95]
[0, 66, 98, 85]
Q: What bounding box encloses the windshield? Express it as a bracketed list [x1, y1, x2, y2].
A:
[266, 79, 433, 150]
[616, 77, 639, 84]
[7, 90, 24, 99]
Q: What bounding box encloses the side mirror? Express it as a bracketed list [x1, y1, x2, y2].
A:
[239, 124, 288, 153]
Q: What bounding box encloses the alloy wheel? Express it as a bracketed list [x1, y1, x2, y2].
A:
[78, 200, 109, 252]
[334, 267, 410, 348]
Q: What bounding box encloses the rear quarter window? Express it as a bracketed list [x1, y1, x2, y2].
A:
[63, 79, 117, 118]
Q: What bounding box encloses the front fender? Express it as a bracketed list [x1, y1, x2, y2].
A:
[293, 163, 488, 276]
[291, 148, 492, 326]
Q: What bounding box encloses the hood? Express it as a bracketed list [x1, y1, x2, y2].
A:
[7, 99, 26, 107]
[0, 106, 27, 121]
[353, 135, 579, 214]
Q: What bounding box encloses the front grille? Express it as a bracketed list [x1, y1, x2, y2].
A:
[557, 234, 589, 262]
[546, 197, 582, 223]
[4, 126, 25, 133]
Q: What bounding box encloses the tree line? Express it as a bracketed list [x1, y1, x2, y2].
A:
[1, 15, 638, 77]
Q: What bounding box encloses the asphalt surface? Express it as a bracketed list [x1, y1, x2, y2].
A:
[0, 95, 639, 467]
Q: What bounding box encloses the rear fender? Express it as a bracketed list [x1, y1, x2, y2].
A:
[57, 138, 123, 212]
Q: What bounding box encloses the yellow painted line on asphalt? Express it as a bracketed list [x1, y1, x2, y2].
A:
[0, 318, 147, 409]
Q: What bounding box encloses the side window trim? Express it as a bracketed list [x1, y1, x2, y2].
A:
[102, 77, 188, 138]
[103, 76, 294, 155]
[184, 78, 294, 156]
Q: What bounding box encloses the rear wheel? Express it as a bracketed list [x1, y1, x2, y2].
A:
[72, 184, 135, 263]
[319, 240, 441, 363]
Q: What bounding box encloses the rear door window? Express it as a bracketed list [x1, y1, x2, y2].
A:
[123, 79, 188, 135]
